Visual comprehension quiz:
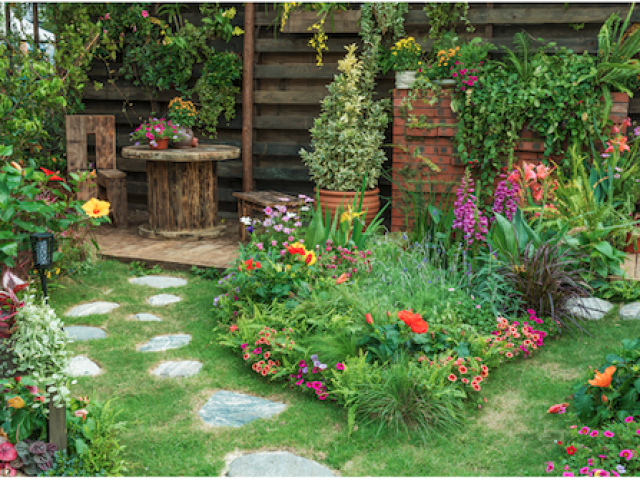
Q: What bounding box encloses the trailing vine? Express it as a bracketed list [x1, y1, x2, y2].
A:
[423, 3, 475, 40]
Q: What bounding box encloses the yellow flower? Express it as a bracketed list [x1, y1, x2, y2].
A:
[7, 397, 25, 409]
[55, 268, 61, 275]
[340, 209, 365, 224]
[303, 250, 316, 266]
[82, 198, 110, 218]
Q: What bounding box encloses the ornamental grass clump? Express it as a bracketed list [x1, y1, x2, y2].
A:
[300, 44, 390, 191]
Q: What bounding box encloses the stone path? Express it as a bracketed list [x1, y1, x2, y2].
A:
[198, 390, 286, 428]
[66, 301, 120, 317]
[67, 356, 102, 377]
[129, 276, 188, 289]
[64, 274, 334, 476]
[619, 301, 640, 320]
[64, 326, 107, 341]
[566, 297, 615, 320]
[227, 452, 335, 477]
[147, 294, 181, 306]
[138, 334, 192, 352]
[133, 313, 162, 322]
[151, 361, 202, 378]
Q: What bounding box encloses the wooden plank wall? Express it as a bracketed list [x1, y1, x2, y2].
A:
[83, 2, 640, 219]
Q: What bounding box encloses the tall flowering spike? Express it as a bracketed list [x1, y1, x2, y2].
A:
[453, 171, 489, 246]
[492, 173, 521, 222]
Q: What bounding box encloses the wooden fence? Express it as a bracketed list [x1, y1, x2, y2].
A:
[83, 2, 640, 219]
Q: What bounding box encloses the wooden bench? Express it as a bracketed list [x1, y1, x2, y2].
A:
[232, 190, 305, 242]
[66, 115, 128, 228]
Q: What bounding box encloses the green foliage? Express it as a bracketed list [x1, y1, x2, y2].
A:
[572, 337, 640, 427]
[300, 44, 390, 191]
[190, 265, 220, 281]
[330, 354, 466, 439]
[193, 51, 242, 139]
[40, 450, 107, 477]
[597, 280, 640, 302]
[423, 3, 475, 40]
[128, 261, 163, 277]
[4, 291, 72, 407]
[15, 440, 58, 475]
[64, 397, 127, 476]
[380, 36, 423, 74]
[0, 377, 48, 444]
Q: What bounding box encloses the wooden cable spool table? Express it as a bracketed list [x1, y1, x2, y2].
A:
[121, 144, 240, 240]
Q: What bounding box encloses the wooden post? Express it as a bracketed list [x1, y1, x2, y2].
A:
[484, 3, 493, 39]
[32, 3, 39, 48]
[242, 3, 255, 192]
[5, 4, 10, 36]
[48, 399, 67, 451]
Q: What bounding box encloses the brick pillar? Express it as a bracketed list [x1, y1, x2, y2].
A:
[391, 88, 465, 232]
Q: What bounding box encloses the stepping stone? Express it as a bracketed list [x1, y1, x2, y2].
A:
[66, 301, 120, 317]
[565, 297, 614, 320]
[64, 326, 107, 341]
[198, 390, 286, 428]
[67, 356, 102, 377]
[227, 452, 334, 477]
[619, 302, 640, 320]
[129, 276, 188, 289]
[138, 334, 191, 352]
[147, 294, 181, 306]
[134, 313, 162, 322]
[151, 360, 202, 378]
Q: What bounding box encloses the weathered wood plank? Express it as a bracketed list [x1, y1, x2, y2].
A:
[65, 116, 87, 171]
[255, 64, 340, 79]
[254, 91, 326, 105]
[629, 97, 640, 114]
[254, 115, 316, 130]
[280, 10, 361, 33]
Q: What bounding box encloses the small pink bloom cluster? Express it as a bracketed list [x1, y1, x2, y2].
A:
[290, 354, 333, 400]
[451, 62, 482, 91]
[487, 312, 546, 358]
[426, 355, 488, 392]
[453, 173, 488, 246]
[241, 326, 296, 377]
[315, 240, 372, 279]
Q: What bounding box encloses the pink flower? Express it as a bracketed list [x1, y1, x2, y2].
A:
[318, 394, 328, 400]
[604, 431, 615, 438]
[624, 416, 634, 423]
[578, 427, 590, 435]
[105, 13, 111, 20]
[74, 409, 88, 421]
[562, 473, 575, 477]
[580, 467, 590, 475]
[256, 242, 264, 250]
[620, 450, 633, 460]
[141, 10, 149, 18]
[590, 430, 599, 437]
[241, 343, 248, 350]
[295, 378, 304, 386]
[546, 462, 555, 473]
[587, 459, 594, 466]
[336, 363, 345, 371]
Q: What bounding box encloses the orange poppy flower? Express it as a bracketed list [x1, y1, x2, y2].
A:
[588, 366, 616, 388]
[336, 273, 348, 284]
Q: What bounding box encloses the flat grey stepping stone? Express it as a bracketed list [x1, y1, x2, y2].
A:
[151, 360, 202, 378]
[198, 390, 286, 428]
[619, 302, 640, 320]
[147, 294, 181, 306]
[138, 334, 191, 352]
[66, 301, 120, 317]
[64, 326, 107, 341]
[228, 452, 334, 477]
[67, 356, 102, 377]
[129, 276, 188, 289]
[566, 297, 614, 320]
[134, 313, 162, 322]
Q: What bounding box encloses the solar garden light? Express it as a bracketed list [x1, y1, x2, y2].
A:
[30, 232, 54, 299]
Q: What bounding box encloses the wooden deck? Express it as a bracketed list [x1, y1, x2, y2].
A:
[95, 209, 241, 271]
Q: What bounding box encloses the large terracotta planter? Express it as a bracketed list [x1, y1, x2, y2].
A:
[315, 187, 380, 226]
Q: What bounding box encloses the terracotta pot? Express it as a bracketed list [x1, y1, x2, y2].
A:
[315, 187, 380, 226]
[149, 138, 169, 150]
[171, 127, 194, 149]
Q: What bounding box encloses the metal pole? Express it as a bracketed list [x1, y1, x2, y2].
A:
[242, 3, 255, 192]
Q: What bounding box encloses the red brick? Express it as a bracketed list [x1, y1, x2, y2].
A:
[610, 92, 630, 103]
[517, 141, 545, 152]
[514, 152, 543, 161]
[438, 98, 452, 108]
[437, 127, 458, 136]
[610, 104, 628, 114]
[393, 98, 406, 107]
[393, 89, 409, 98]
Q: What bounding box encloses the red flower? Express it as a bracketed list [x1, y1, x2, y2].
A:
[566, 445, 576, 456]
[286, 244, 306, 256]
[40, 167, 64, 182]
[13, 377, 21, 383]
[229, 324, 238, 332]
[398, 309, 429, 334]
[364, 313, 374, 325]
[240, 258, 262, 271]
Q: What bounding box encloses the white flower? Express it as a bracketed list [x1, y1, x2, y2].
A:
[300, 206, 310, 212]
[240, 216, 252, 225]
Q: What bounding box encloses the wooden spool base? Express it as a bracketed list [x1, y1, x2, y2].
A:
[138, 223, 226, 241]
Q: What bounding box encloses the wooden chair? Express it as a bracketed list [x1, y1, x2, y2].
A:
[232, 190, 305, 242]
[65, 115, 128, 228]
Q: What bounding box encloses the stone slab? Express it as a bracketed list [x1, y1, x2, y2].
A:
[134, 313, 162, 322]
[151, 360, 202, 378]
[129, 276, 188, 289]
[66, 301, 120, 317]
[198, 390, 286, 428]
[147, 294, 181, 307]
[67, 356, 102, 377]
[565, 297, 615, 320]
[64, 326, 107, 341]
[138, 334, 191, 352]
[227, 452, 335, 477]
[619, 302, 640, 320]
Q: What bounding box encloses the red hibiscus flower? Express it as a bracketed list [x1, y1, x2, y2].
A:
[566, 445, 576, 456]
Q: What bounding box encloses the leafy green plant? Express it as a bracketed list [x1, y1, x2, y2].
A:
[14, 440, 58, 475]
[423, 3, 475, 40]
[572, 337, 640, 427]
[40, 449, 107, 477]
[0, 377, 48, 444]
[597, 280, 640, 302]
[300, 44, 390, 191]
[380, 36, 423, 73]
[578, 5, 640, 122]
[128, 261, 162, 277]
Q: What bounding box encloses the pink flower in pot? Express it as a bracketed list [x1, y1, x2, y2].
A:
[0, 442, 17, 463]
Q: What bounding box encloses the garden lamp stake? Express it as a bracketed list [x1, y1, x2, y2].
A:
[30, 232, 54, 299]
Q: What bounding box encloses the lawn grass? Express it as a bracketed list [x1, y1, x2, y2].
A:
[49, 259, 640, 476]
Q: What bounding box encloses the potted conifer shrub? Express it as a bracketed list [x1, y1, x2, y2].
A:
[300, 44, 390, 224]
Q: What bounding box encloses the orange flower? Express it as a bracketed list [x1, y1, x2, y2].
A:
[241, 258, 262, 271]
[547, 402, 569, 414]
[286, 243, 306, 256]
[398, 309, 429, 334]
[523, 162, 537, 183]
[336, 273, 348, 285]
[364, 313, 374, 325]
[588, 366, 616, 388]
[7, 397, 25, 409]
[229, 324, 238, 332]
[601, 394, 608, 403]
